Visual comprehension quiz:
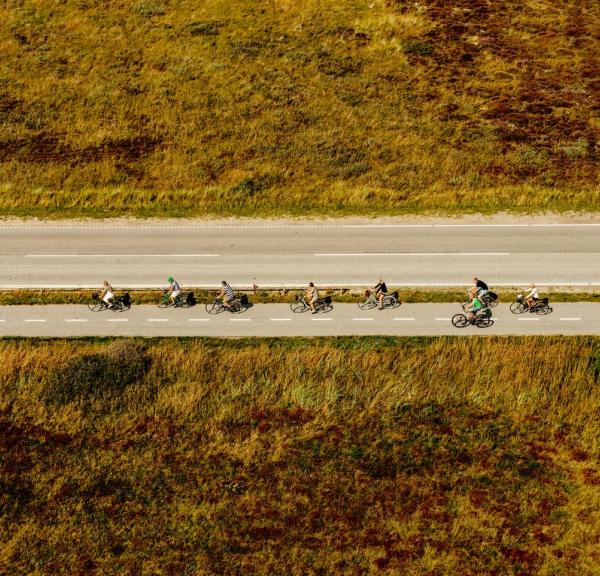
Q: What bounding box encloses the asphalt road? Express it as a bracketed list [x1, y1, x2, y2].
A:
[1, 219, 600, 289]
[0, 303, 597, 337]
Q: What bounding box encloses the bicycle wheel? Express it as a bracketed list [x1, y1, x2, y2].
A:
[229, 300, 242, 313]
[475, 316, 493, 328]
[482, 294, 498, 308]
[87, 301, 104, 312]
[535, 304, 553, 315]
[383, 295, 399, 309]
[452, 313, 469, 328]
[358, 298, 376, 310]
[205, 300, 222, 314]
[509, 301, 526, 314]
[290, 300, 307, 313]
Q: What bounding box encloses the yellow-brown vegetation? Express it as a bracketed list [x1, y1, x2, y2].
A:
[1, 287, 599, 306]
[1, 337, 599, 574]
[1, 1, 600, 216]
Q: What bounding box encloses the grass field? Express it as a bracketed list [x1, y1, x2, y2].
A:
[1, 336, 599, 574]
[1, 1, 600, 217]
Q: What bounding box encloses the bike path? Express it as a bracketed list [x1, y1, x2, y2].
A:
[0, 303, 597, 337]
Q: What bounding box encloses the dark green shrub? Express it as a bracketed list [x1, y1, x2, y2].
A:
[403, 40, 434, 56]
[43, 340, 150, 406]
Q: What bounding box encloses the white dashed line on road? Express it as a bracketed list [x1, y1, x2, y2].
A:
[106, 318, 128, 322]
[518, 317, 540, 321]
[26, 254, 219, 258]
[435, 318, 451, 321]
[270, 318, 292, 322]
[559, 317, 581, 321]
[25, 319, 46, 322]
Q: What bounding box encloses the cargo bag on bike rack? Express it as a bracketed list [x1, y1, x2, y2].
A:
[186, 291, 196, 306]
[487, 291, 498, 301]
[121, 292, 131, 307]
[392, 291, 399, 300]
[324, 296, 332, 305]
[240, 294, 249, 306]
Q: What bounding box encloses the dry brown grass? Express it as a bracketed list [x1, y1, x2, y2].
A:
[1, 1, 599, 216]
[0, 337, 599, 574]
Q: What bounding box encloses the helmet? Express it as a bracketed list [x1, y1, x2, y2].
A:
[168, 276, 173, 282]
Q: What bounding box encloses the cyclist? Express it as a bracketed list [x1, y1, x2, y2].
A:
[374, 277, 388, 310]
[306, 282, 319, 314]
[167, 276, 181, 305]
[99, 280, 114, 309]
[524, 283, 539, 311]
[469, 277, 489, 301]
[218, 280, 235, 310]
[465, 294, 482, 321]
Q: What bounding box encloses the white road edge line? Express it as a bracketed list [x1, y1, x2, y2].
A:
[4, 223, 600, 230]
[315, 252, 510, 257]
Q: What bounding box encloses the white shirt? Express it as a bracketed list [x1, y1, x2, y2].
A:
[526, 287, 539, 299]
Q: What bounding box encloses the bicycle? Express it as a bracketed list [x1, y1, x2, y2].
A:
[205, 294, 249, 314]
[510, 294, 552, 315]
[290, 294, 333, 314]
[465, 290, 498, 309]
[357, 289, 400, 310]
[87, 291, 130, 312]
[452, 306, 493, 328]
[157, 289, 195, 308]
